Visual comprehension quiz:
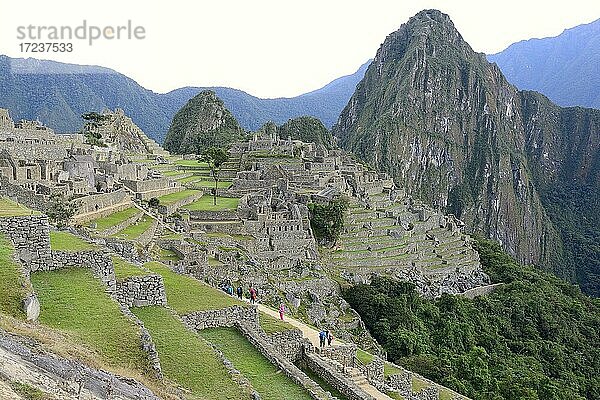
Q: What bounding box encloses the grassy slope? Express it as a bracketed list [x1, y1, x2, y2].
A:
[258, 311, 295, 334]
[112, 256, 148, 281]
[144, 261, 243, 313]
[112, 214, 154, 240]
[0, 234, 27, 317]
[157, 189, 201, 205]
[30, 268, 149, 371]
[201, 327, 312, 400]
[49, 231, 96, 251]
[182, 196, 239, 211]
[132, 306, 245, 400]
[89, 207, 139, 231]
[0, 197, 37, 217]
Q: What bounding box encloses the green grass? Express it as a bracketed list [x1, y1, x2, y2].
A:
[157, 189, 201, 206]
[387, 391, 406, 400]
[356, 348, 375, 365]
[191, 180, 232, 189]
[174, 159, 210, 167]
[132, 306, 245, 400]
[112, 214, 155, 240]
[201, 327, 313, 400]
[183, 196, 239, 212]
[161, 232, 183, 240]
[89, 207, 139, 231]
[0, 197, 36, 217]
[161, 170, 188, 177]
[158, 248, 181, 262]
[49, 231, 96, 251]
[259, 311, 295, 334]
[208, 256, 224, 266]
[30, 268, 148, 371]
[9, 381, 48, 400]
[144, 262, 243, 313]
[0, 234, 27, 317]
[439, 389, 454, 400]
[412, 376, 430, 393]
[112, 256, 147, 281]
[384, 362, 403, 377]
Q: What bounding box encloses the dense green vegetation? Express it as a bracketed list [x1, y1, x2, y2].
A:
[133, 307, 245, 400]
[344, 239, 600, 400]
[201, 327, 313, 400]
[31, 268, 149, 371]
[163, 90, 246, 154]
[0, 234, 27, 318]
[276, 116, 334, 148]
[144, 261, 243, 313]
[307, 197, 349, 245]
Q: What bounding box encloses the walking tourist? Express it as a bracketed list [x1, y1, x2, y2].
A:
[279, 303, 285, 320]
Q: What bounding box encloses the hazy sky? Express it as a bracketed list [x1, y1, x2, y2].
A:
[1, 0, 599, 98]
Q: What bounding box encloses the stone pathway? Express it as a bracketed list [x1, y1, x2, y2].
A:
[256, 303, 394, 400]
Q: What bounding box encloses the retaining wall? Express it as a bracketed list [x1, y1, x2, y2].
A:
[115, 275, 167, 307]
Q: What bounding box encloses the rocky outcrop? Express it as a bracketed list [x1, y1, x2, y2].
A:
[333, 9, 600, 289]
[163, 90, 245, 154]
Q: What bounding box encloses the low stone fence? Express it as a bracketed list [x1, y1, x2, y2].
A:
[318, 344, 357, 368]
[356, 354, 384, 385]
[102, 237, 143, 263]
[50, 250, 116, 294]
[77, 190, 128, 215]
[158, 191, 204, 216]
[135, 218, 159, 247]
[0, 177, 48, 211]
[115, 275, 167, 307]
[188, 209, 239, 221]
[268, 329, 304, 362]
[181, 305, 259, 330]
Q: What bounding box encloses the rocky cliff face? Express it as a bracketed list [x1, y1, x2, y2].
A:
[334, 10, 600, 289]
[163, 90, 245, 154]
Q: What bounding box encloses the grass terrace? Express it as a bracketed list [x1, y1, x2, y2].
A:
[412, 376, 430, 393]
[144, 261, 243, 313]
[157, 189, 201, 206]
[0, 234, 27, 317]
[258, 311, 295, 334]
[49, 231, 97, 252]
[201, 327, 313, 400]
[112, 256, 148, 281]
[30, 268, 149, 371]
[132, 306, 245, 400]
[0, 197, 37, 217]
[88, 207, 139, 231]
[183, 196, 239, 212]
[112, 214, 155, 240]
[174, 159, 210, 168]
[356, 348, 375, 365]
[384, 362, 403, 377]
[158, 248, 181, 262]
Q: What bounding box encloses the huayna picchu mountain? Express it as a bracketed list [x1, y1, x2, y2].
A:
[163, 90, 246, 154]
[334, 9, 600, 295]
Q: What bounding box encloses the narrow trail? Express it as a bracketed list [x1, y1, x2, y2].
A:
[256, 303, 393, 400]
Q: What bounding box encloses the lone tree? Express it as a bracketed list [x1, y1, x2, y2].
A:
[46, 193, 80, 228]
[199, 147, 229, 206]
[81, 112, 110, 147]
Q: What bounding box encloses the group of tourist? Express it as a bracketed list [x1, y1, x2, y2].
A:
[220, 280, 259, 304]
[319, 329, 334, 347]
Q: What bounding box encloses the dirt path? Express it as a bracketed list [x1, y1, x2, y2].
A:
[256, 303, 393, 400]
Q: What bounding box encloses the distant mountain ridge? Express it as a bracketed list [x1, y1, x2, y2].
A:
[488, 17, 600, 109]
[0, 55, 370, 142]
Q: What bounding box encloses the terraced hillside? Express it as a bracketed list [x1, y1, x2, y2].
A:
[329, 191, 487, 296]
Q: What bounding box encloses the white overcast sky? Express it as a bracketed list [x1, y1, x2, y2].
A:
[1, 0, 599, 98]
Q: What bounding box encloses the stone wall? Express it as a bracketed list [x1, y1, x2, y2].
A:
[0, 178, 48, 211]
[50, 250, 116, 294]
[136, 218, 159, 247]
[95, 209, 142, 237]
[115, 275, 167, 307]
[304, 352, 375, 400]
[0, 215, 51, 273]
[318, 344, 357, 368]
[268, 329, 304, 362]
[188, 209, 239, 221]
[102, 237, 143, 263]
[76, 189, 128, 215]
[181, 305, 259, 330]
[357, 355, 384, 385]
